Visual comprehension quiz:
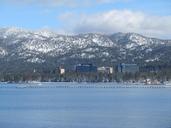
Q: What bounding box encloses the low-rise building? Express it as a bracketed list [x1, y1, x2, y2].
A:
[97, 67, 113, 74]
[117, 63, 139, 73]
[141, 65, 161, 73]
[57, 66, 65, 75]
[75, 64, 97, 73]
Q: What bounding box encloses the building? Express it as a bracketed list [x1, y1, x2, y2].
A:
[117, 63, 139, 73]
[75, 64, 97, 73]
[141, 65, 161, 73]
[97, 67, 113, 74]
[57, 66, 65, 75]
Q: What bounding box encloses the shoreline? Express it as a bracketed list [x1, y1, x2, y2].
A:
[0, 82, 171, 88]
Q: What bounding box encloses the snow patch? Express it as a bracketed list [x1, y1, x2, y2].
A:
[145, 57, 159, 62]
[27, 57, 45, 63]
[102, 52, 109, 56]
[0, 48, 7, 57]
[145, 48, 152, 53]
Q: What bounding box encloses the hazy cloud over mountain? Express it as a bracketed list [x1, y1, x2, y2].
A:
[59, 9, 171, 38]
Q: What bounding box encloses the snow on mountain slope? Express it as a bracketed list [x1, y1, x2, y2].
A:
[0, 47, 7, 57]
[0, 27, 170, 67]
[0, 28, 116, 57]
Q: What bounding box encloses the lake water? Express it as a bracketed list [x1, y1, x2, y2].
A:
[0, 83, 171, 128]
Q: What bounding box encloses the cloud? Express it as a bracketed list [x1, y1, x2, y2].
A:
[1, 0, 128, 7]
[58, 9, 171, 38]
[2, 0, 74, 7]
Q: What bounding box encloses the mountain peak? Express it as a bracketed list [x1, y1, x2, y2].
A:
[1, 27, 27, 33]
[35, 29, 58, 38]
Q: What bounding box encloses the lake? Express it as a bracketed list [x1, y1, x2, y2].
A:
[0, 83, 171, 128]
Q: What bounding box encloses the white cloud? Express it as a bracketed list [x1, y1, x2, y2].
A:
[2, 0, 74, 6]
[1, 0, 128, 7]
[58, 9, 171, 38]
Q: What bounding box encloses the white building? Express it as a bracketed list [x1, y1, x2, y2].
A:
[97, 67, 113, 74]
[57, 67, 65, 75]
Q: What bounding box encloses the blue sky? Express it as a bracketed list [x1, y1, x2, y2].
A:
[0, 0, 171, 38]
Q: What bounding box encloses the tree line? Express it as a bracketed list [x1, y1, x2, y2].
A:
[0, 66, 171, 83]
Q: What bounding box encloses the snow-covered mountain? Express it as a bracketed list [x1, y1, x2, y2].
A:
[0, 27, 171, 72]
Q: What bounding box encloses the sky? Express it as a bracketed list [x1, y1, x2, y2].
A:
[0, 0, 171, 38]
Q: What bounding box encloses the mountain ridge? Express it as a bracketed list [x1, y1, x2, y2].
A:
[0, 27, 171, 72]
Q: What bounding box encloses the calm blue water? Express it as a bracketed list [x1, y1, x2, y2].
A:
[0, 83, 171, 128]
